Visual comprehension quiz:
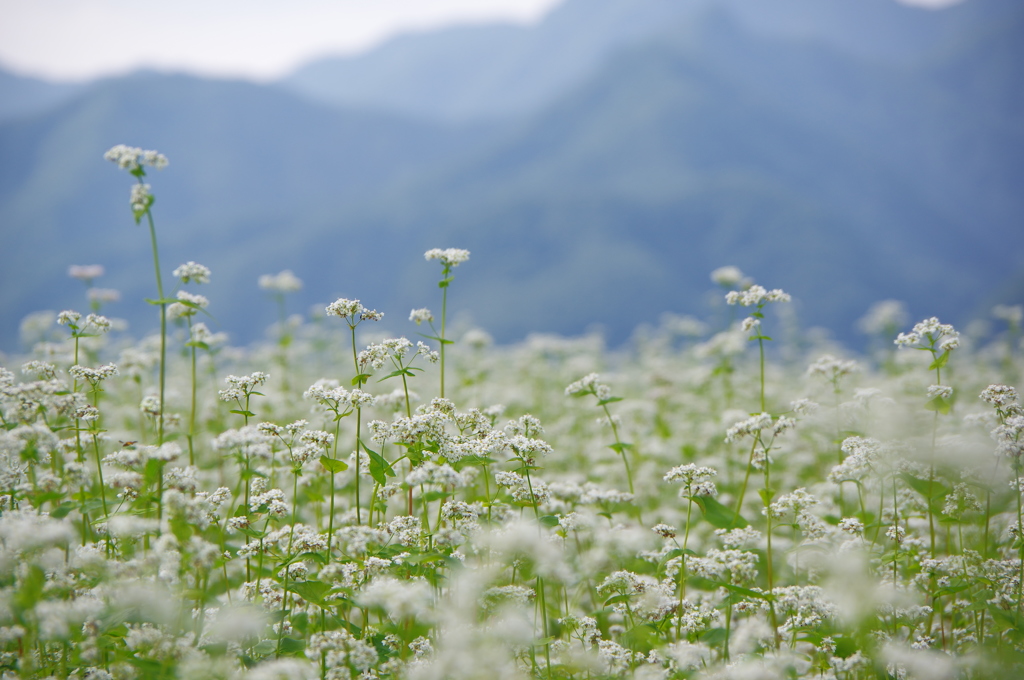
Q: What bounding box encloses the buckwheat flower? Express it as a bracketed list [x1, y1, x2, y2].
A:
[664, 464, 718, 498]
[129, 183, 152, 213]
[710, 265, 746, 288]
[69, 363, 119, 384]
[68, 264, 105, 282]
[725, 412, 773, 443]
[140, 395, 161, 417]
[21, 360, 56, 379]
[928, 385, 953, 400]
[73, 405, 100, 422]
[895, 316, 959, 350]
[424, 247, 470, 267]
[725, 284, 791, 306]
[84, 313, 112, 333]
[57, 310, 81, 326]
[981, 385, 1018, 409]
[838, 518, 864, 535]
[565, 372, 604, 396]
[740, 316, 760, 333]
[87, 288, 120, 305]
[104, 144, 168, 171]
[993, 304, 1023, 326]
[326, 297, 362, 318]
[172, 261, 210, 284]
[886, 524, 906, 543]
[409, 307, 433, 325]
[790, 398, 819, 415]
[259, 269, 303, 293]
[652, 523, 677, 539]
[858, 300, 909, 335]
[807, 354, 858, 380]
[168, 290, 209, 319]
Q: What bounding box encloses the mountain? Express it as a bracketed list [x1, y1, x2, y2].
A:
[0, 68, 84, 124]
[300, 7, 1023, 341]
[1, 1, 1021, 353]
[0, 73, 497, 351]
[282, 0, 1022, 122]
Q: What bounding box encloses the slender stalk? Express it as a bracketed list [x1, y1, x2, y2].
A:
[143, 200, 167, 446]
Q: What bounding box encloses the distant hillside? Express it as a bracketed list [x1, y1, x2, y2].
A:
[0, 73, 497, 351]
[0, 68, 83, 124]
[0, 2, 1021, 353]
[282, 0, 1020, 122]
[305, 8, 1023, 341]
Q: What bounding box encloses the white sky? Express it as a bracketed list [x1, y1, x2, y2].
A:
[0, 0, 963, 83]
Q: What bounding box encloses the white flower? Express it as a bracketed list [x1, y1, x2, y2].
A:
[409, 307, 433, 325]
[725, 284, 791, 307]
[424, 247, 470, 267]
[710, 265, 746, 288]
[104, 144, 168, 171]
[259, 270, 303, 293]
[68, 264, 104, 281]
[173, 261, 211, 284]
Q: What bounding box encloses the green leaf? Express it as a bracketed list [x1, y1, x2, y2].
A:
[620, 623, 659, 653]
[362, 442, 395, 486]
[694, 495, 748, 529]
[597, 396, 623, 406]
[899, 473, 951, 502]
[539, 515, 560, 528]
[712, 581, 770, 601]
[924, 395, 952, 414]
[290, 580, 331, 605]
[603, 593, 632, 607]
[229, 409, 256, 417]
[320, 455, 349, 474]
[352, 373, 372, 387]
[252, 640, 277, 656]
[928, 350, 950, 371]
[277, 637, 306, 656]
[144, 297, 179, 306]
[608, 442, 633, 454]
[379, 368, 415, 382]
[51, 501, 76, 519]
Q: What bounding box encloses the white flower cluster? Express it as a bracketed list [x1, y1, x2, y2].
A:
[104, 144, 169, 171]
[725, 285, 791, 307]
[218, 371, 269, 402]
[710, 265, 747, 288]
[424, 247, 470, 267]
[724, 412, 794, 443]
[894, 317, 960, 351]
[68, 264, 104, 281]
[807, 354, 858, 380]
[168, 290, 209, 319]
[663, 464, 718, 497]
[172, 261, 211, 284]
[69, 363, 119, 384]
[409, 307, 433, 325]
[325, 297, 382, 322]
[258, 269, 303, 293]
[565, 372, 611, 400]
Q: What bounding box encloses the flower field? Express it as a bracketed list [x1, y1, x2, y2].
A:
[0, 147, 1022, 679]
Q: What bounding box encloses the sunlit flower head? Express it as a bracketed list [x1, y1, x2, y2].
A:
[103, 144, 169, 171]
[173, 261, 211, 285]
[424, 247, 470, 268]
[259, 270, 303, 293]
[68, 264, 105, 282]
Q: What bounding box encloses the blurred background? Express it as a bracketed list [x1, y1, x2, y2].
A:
[0, 0, 1021, 351]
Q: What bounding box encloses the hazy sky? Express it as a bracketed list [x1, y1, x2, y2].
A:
[0, 0, 963, 83]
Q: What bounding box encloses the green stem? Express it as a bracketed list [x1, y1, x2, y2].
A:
[144, 201, 167, 446]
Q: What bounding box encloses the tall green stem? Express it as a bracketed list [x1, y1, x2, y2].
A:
[143, 196, 167, 446]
